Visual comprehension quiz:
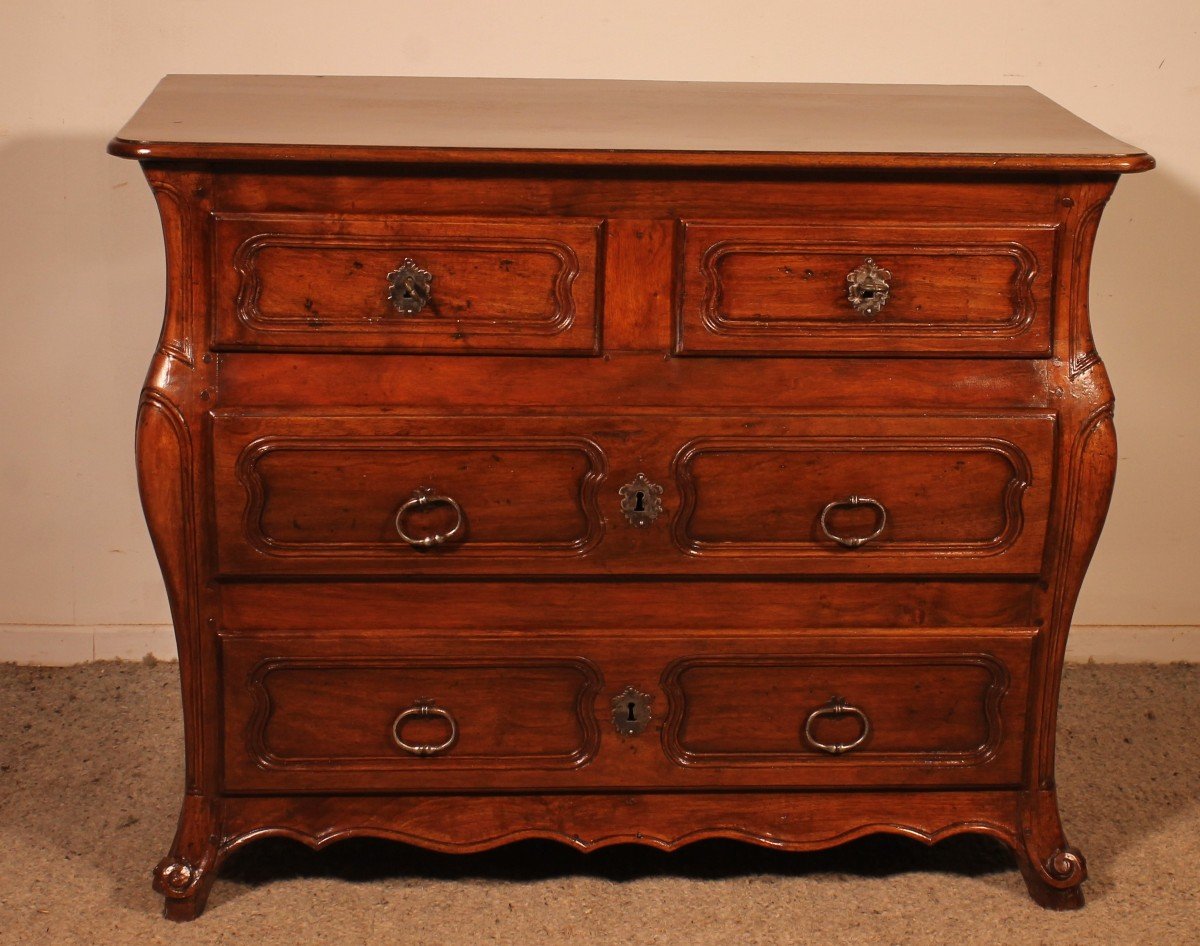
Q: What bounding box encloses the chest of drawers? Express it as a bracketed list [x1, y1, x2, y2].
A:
[109, 76, 1152, 919]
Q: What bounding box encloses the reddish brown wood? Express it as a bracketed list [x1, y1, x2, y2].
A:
[111, 76, 1152, 919]
[108, 75, 1154, 173]
[677, 222, 1056, 356]
[218, 628, 1032, 793]
[220, 580, 1039, 631]
[210, 411, 1053, 576]
[212, 213, 602, 353]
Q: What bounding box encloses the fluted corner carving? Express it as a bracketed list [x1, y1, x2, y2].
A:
[146, 177, 197, 371]
[1067, 187, 1115, 378]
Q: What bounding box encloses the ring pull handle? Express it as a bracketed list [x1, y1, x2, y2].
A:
[391, 699, 458, 757]
[387, 258, 433, 315]
[803, 697, 871, 755]
[819, 494, 887, 548]
[846, 258, 891, 317]
[394, 488, 464, 548]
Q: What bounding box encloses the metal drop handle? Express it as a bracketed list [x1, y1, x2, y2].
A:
[819, 495, 887, 548]
[803, 697, 871, 755]
[392, 700, 458, 757]
[394, 488, 464, 548]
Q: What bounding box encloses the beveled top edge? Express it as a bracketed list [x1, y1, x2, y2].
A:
[108, 75, 1154, 173]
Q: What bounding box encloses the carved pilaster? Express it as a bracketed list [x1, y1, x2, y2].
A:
[1063, 180, 1118, 378]
[139, 170, 212, 791]
[138, 169, 221, 918]
[1036, 398, 1118, 790]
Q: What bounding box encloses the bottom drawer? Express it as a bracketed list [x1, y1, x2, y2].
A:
[220, 628, 1035, 792]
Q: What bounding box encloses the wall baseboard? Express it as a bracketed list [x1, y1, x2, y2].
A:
[1, 624, 1197, 666]
[1062, 625, 1199, 663]
[0, 625, 177, 664]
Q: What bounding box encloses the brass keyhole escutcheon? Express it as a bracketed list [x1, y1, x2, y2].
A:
[612, 686, 651, 736]
[846, 258, 891, 317]
[387, 258, 433, 315]
[619, 474, 663, 527]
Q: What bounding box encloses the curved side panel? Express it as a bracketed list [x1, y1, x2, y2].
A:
[140, 172, 207, 789]
[136, 391, 200, 778]
[1036, 401, 1118, 784]
[138, 170, 219, 921]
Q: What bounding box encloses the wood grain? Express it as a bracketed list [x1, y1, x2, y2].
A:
[109, 75, 1153, 173]
[108, 76, 1153, 918]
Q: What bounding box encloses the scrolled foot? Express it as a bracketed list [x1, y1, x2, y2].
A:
[154, 794, 221, 920]
[153, 854, 217, 921]
[1014, 790, 1087, 910]
[1018, 845, 1086, 909]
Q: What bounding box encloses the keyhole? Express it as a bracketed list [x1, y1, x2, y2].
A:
[627, 701, 638, 722]
[634, 491, 645, 512]
[860, 288, 875, 299]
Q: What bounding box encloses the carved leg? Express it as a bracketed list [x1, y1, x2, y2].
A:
[153, 794, 221, 921]
[1012, 789, 1086, 910]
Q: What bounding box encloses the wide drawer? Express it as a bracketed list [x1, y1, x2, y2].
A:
[676, 222, 1057, 356]
[213, 411, 1054, 576]
[211, 213, 602, 353]
[220, 628, 1035, 792]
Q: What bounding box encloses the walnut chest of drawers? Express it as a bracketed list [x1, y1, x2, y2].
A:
[109, 75, 1153, 919]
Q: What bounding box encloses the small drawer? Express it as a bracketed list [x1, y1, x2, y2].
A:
[212, 412, 607, 576]
[221, 634, 604, 791]
[212, 213, 602, 353]
[676, 222, 1057, 356]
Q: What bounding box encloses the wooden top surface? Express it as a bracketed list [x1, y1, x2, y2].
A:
[109, 75, 1153, 173]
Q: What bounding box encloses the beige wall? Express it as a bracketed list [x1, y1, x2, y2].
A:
[2, 1, 1197, 662]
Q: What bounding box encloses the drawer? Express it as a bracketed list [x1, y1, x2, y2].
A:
[676, 222, 1057, 356]
[213, 411, 1053, 576]
[211, 213, 602, 353]
[220, 628, 1034, 792]
[222, 635, 604, 791]
[670, 413, 1055, 573]
[663, 647, 1025, 772]
[213, 412, 606, 574]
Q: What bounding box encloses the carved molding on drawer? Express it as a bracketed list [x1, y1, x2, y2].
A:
[660, 653, 1009, 769]
[230, 231, 582, 336]
[245, 655, 604, 772]
[697, 239, 1042, 339]
[671, 435, 1032, 558]
[235, 435, 607, 558]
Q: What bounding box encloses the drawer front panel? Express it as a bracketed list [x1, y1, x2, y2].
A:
[677, 223, 1056, 355]
[213, 414, 606, 574]
[212, 214, 602, 352]
[671, 414, 1054, 573]
[222, 637, 603, 790]
[214, 412, 1052, 576]
[665, 655, 1005, 766]
[219, 628, 1033, 792]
